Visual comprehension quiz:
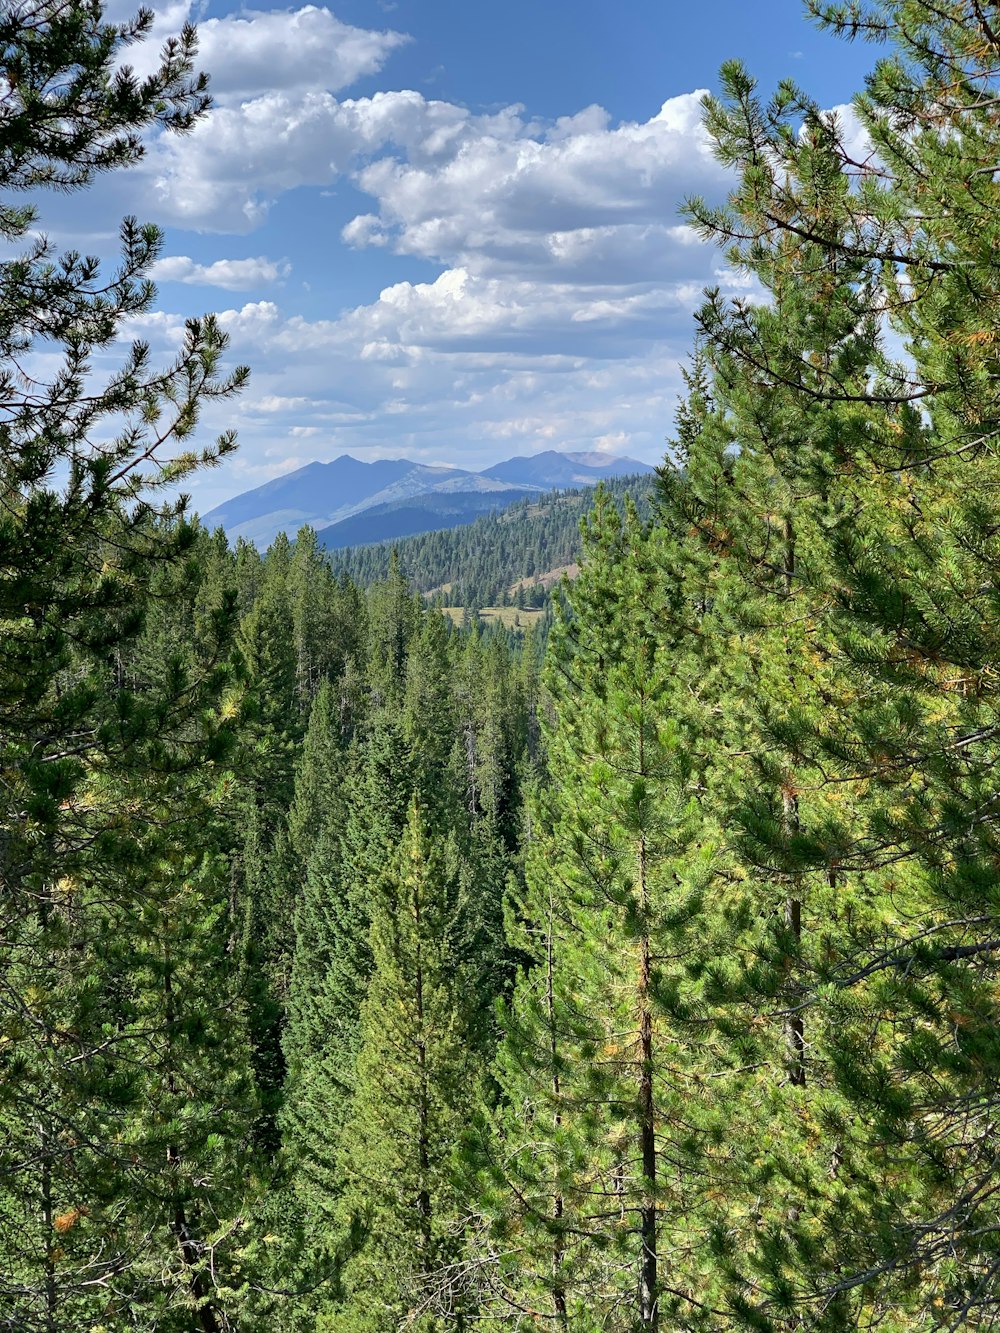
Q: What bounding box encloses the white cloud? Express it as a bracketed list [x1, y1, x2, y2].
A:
[118, 4, 406, 99]
[145, 88, 472, 230]
[349, 92, 719, 270]
[195, 6, 408, 101]
[143, 249, 747, 513]
[827, 102, 874, 165]
[150, 255, 290, 289]
[592, 430, 632, 454]
[144, 88, 724, 239]
[251, 394, 320, 413]
[92, 13, 743, 514]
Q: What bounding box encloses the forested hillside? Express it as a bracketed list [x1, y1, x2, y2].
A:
[314, 487, 534, 552]
[204, 451, 655, 549]
[6, 1, 1000, 1331]
[330, 472, 656, 607]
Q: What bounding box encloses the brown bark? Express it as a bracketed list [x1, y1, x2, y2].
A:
[170, 1205, 221, 1333]
[638, 929, 658, 1330]
[40, 1123, 56, 1333]
[414, 867, 433, 1266]
[545, 892, 569, 1328]
[636, 708, 658, 1330]
[164, 950, 222, 1333]
[782, 519, 805, 1090]
[783, 881, 805, 1088]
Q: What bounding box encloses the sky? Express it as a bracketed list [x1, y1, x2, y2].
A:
[65, 0, 878, 512]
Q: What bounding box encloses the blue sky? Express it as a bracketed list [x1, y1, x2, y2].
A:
[77, 0, 876, 511]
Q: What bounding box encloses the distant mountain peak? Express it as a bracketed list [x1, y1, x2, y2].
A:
[203, 448, 655, 548]
[563, 449, 649, 468]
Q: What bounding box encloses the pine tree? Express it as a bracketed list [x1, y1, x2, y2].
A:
[0, 539, 255, 1327]
[0, 0, 251, 1318]
[675, 5, 1000, 1321]
[288, 678, 351, 868]
[231, 537, 304, 1154]
[282, 706, 414, 1288]
[289, 526, 359, 706]
[477, 490, 717, 1330]
[328, 797, 480, 1332]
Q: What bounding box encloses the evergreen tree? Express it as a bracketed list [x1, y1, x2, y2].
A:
[328, 798, 480, 1332]
[477, 490, 716, 1331]
[232, 537, 304, 1152]
[289, 526, 359, 706]
[673, 4, 1000, 1320]
[288, 678, 351, 868]
[0, 0, 252, 1318]
[283, 707, 414, 1290]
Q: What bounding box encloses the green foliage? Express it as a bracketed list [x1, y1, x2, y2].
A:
[10, 3, 1000, 1330]
[670, 3, 1000, 1324]
[330, 474, 656, 610]
[0, 0, 256, 1324]
[328, 799, 481, 1332]
[472, 489, 721, 1331]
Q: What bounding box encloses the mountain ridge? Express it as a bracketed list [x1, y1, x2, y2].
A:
[203, 450, 655, 548]
[327, 471, 658, 609]
[314, 488, 533, 549]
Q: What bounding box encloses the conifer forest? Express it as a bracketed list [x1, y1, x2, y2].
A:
[7, 0, 1000, 1329]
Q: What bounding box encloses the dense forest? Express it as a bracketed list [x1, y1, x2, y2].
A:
[5, 0, 1000, 1330]
[329, 473, 656, 610]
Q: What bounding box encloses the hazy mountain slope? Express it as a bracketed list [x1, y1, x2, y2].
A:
[204, 449, 656, 548]
[329, 472, 658, 608]
[202, 456, 416, 546]
[315, 489, 532, 549]
[204, 453, 533, 546]
[480, 449, 655, 489]
[204, 455, 509, 547]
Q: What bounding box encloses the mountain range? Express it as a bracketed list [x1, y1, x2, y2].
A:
[203, 450, 655, 548]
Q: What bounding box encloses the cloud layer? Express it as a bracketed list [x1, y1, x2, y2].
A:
[100, 5, 741, 510]
[149, 255, 290, 289]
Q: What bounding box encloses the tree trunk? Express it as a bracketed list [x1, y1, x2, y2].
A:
[170, 1204, 221, 1333]
[546, 890, 569, 1329]
[638, 931, 658, 1330]
[414, 879, 433, 1265]
[783, 880, 805, 1088]
[782, 519, 805, 1089]
[636, 705, 658, 1330]
[40, 1121, 57, 1333]
[164, 951, 222, 1333]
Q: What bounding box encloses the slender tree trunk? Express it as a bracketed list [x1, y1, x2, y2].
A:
[414, 882, 432, 1265]
[545, 890, 568, 1329]
[636, 709, 658, 1329]
[638, 931, 658, 1330]
[782, 518, 805, 1090]
[637, 836, 658, 1329]
[169, 1202, 221, 1333]
[40, 1121, 57, 1333]
[465, 721, 478, 817]
[164, 951, 222, 1333]
[783, 880, 805, 1088]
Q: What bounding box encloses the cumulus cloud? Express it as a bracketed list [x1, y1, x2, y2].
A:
[251, 394, 321, 413]
[329, 264, 719, 356]
[150, 255, 290, 289]
[156, 242, 751, 513]
[145, 89, 495, 231]
[348, 93, 720, 273]
[826, 102, 875, 165]
[145, 88, 724, 240]
[195, 6, 408, 101]
[97, 8, 746, 513]
[118, 4, 406, 99]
